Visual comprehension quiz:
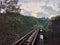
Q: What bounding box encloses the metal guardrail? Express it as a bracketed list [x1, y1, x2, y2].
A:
[12, 28, 40, 45]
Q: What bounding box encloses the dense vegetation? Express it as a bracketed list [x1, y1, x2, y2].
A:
[0, 14, 39, 45]
[44, 16, 60, 45]
[37, 18, 49, 26]
[37, 17, 50, 32]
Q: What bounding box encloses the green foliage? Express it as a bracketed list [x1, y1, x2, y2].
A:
[37, 18, 49, 26]
[0, 14, 39, 45]
[44, 16, 60, 45]
[37, 17, 50, 32]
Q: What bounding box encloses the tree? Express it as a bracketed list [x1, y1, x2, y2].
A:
[0, 0, 21, 14]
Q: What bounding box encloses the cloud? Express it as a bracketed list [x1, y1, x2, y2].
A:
[31, 12, 38, 18]
[37, 12, 58, 19]
[21, 3, 45, 13]
[21, 9, 31, 16]
[48, 14, 57, 19]
[19, 0, 60, 18]
[19, 0, 47, 3]
[37, 12, 48, 18]
[42, 6, 60, 15]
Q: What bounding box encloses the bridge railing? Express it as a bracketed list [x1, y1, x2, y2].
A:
[12, 28, 40, 45]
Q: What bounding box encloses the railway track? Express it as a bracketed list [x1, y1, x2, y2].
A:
[13, 28, 40, 45]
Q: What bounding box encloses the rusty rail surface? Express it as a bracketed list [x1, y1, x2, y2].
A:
[13, 28, 40, 45]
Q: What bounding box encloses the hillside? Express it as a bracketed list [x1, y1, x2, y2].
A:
[0, 14, 39, 45]
[37, 18, 49, 26]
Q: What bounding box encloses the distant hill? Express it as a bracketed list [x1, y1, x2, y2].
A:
[37, 17, 49, 26]
[0, 14, 39, 45]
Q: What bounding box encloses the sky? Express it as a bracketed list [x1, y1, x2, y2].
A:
[18, 0, 60, 19]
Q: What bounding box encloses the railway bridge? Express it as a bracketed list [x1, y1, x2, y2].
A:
[13, 28, 43, 45]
